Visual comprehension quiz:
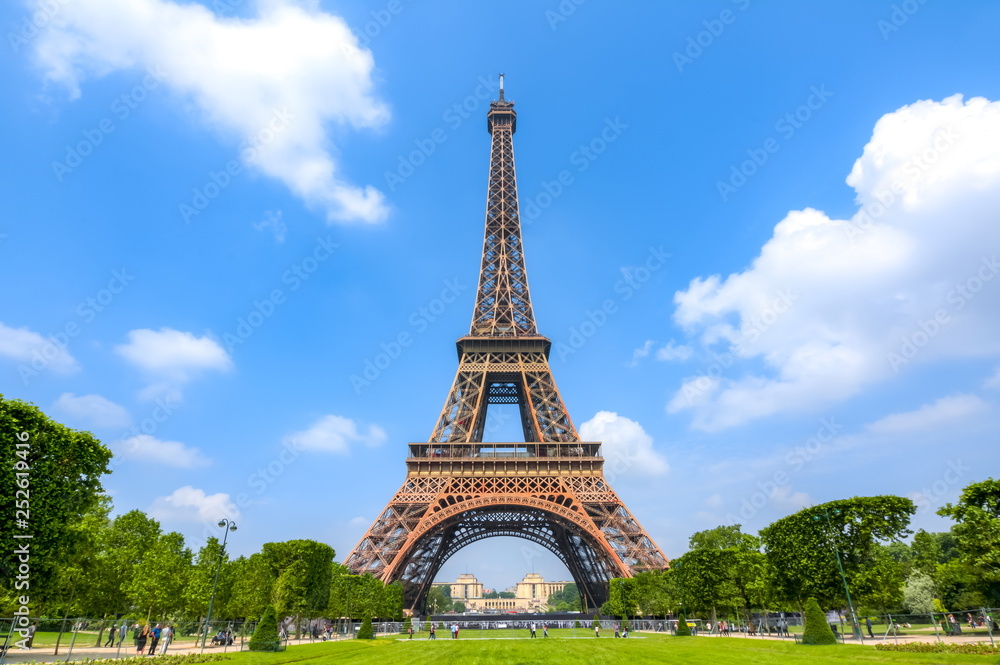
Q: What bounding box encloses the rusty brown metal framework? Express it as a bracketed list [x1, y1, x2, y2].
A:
[345, 76, 668, 612]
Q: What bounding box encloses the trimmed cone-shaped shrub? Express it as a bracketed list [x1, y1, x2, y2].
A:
[249, 606, 280, 651]
[591, 619, 600, 629]
[676, 613, 691, 636]
[356, 616, 374, 640]
[574, 620, 581, 628]
[801, 597, 838, 645]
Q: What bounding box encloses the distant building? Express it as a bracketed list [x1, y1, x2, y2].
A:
[431, 573, 572, 613]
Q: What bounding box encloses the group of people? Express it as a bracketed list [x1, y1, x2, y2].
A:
[528, 623, 548, 638]
[132, 624, 174, 656]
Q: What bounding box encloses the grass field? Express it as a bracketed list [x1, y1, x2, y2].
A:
[179, 634, 1000, 665]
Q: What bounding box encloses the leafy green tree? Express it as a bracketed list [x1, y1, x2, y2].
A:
[89, 509, 163, 615]
[546, 583, 582, 611]
[262, 540, 335, 625]
[126, 531, 192, 618]
[902, 572, 936, 614]
[185, 537, 227, 620]
[801, 597, 837, 645]
[938, 478, 1000, 603]
[453, 601, 466, 613]
[383, 581, 404, 621]
[425, 585, 453, 614]
[248, 605, 280, 651]
[605, 578, 639, 618]
[229, 553, 275, 620]
[357, 615, 374, 639]
[0, 396, 113, 611]
[760, 496, 915, 608]
[633, 570, 674, 617]
[675, 612, 691, 636]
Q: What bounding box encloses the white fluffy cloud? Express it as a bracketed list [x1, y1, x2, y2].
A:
[116, 327, 231, 399]
[53, 392, 130, 429]
[32, 0, 389, 223]
[151, 486, 237, 523]
[865, 394, 986, 434]
[283, 414, 387, 454]
[670, 95, 1000, 431]
[119, 433, 212, 468]
[579, 411, 669, 477]
[0, 321, 78, 373]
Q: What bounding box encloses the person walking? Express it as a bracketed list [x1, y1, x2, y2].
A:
[451, 623, 458, 639]
[159, 625, 173, 654]
[429, 623, 436, 640]
[408, 624, 413, 639]
[530, 622, 536, 638]
[136, 625, 149, 655]
[105, 624, 117, 647]
[542, 623, 548, 638]
[117, 623, 128, 647]
[147, 624, 161, 655]
[865, 616, 874, 639]
[614, 622, 620, 638]
[594, 623, 600, 637]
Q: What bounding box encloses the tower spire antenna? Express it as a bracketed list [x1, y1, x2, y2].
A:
[499, 72, 505, 101]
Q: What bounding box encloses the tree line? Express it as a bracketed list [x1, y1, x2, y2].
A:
[600, 490, 1000, 622]
[1, 395, 401, 625]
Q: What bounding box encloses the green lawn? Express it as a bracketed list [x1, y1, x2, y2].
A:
[207, 634, 998, 665]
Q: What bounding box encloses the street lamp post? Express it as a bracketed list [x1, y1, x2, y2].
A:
[813, 508, 861, 641]
[201, 519, 237, 651]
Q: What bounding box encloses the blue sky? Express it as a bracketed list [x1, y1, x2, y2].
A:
[3, 0, 1000, 594]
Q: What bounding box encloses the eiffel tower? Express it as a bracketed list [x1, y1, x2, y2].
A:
[345, 75, 668, 612]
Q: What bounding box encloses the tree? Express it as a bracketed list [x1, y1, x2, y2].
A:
[248, 605, 280, 651]
[938, 478, 1000, 603]
[91, 510, 163, 614]
[356, 616, 374, 640]
[675, 612, 691, 636]
[126, 531, 192, 618]
[633, 570, 676, 617]
[262, 540, 335, 627]
[425, 585, 453, 614]
[546, 583, 582, 612]
[760, 496, 915, 608]
[801, 597, 837, 645]
[453, 601, 466, 613]
[229, 553, 275, 620]
[605, 578, 639, 619]
[1, 396, 113, 612]
[902, 572, 936, 614]
[186, 537, 227, 620]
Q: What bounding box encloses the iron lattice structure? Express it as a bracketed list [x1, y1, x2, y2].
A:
[345, 77, 668, 612]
